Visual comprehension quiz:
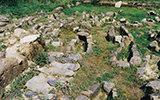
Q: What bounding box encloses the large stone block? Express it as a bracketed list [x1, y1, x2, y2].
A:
[0, 56, 28, 91]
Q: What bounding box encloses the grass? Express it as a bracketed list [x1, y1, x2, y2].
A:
[1, 1, 160, 100]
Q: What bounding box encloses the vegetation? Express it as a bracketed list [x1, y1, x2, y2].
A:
[1, 0, 160, 100]
[33, 51, 49, 66]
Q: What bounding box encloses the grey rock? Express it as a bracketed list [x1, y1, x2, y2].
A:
[149, 40, 159, 52]
[143, 55, 150, 61]
[115, 1, 122, 8]
[25, 73, 52, 93]
[77, 32, 89, 37]
[116, 61, 130, 67]
[53, 13, 60, 20]
[25, 91, 37, 98]
[58, 57, 72, 63]
[48, 56, 55, 62]
[108, 26, 115, 41]
[60, 95, 71, 100]
[38, 66, 75, 76]
[129, 56, 142, 66]
[80, 21, 92, 29]
[0, 28, 4, 33]
[150, 92, 160, 100]
[0, 22, 8, 27]
[106, 12, 114, 16]
[0, 59, 1, 62]
[81, 90, 92, 97]
[52, 41, 60, 46]
[86, 43, 93, 54]
[88, 83, 101, 97]
[47, 80, 57, 87]
[120, 18, 127, 23]
[108, 54, 117, 62]
[115, 35, 122, 43]
[75, 95, 90, 100]
[147, 11, 158, 16]
[48, 51, 64, 58]
[112, 88, 118, 98]
[57, 77, 73, 83]
[103, 81, 115, 94]
[146, 80, 160, 90]
[39, 94, 55, 100]
[137, 67, 146, 74]
[68, 54, 82, 61]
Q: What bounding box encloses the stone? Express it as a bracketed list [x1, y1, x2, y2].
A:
[112, 88, 118, 98]
[115, 1, 122, 8]
[108, 26, 115, 41]
[47, 79, 57, 87]
[120, 18, 127, 23]
[38, 66, 75, 77]
[0, 57, 28, 91]
[147, 11, 158, 16]
[54, 7, 64, 12]
[129, 56, 142, 66]
[8, 37, 17, 45]
[52, 41, 60, 46]
[88, 83, 101, 97]
[95, 20, 101, 27]
[20, 34, 40, 44]
[103, 81, 115, 94]
[25, 73, 52, 94]
[149, 40, 159, 52]
[48, 56, 55, 62]
[155, 16, 160, 22]
[53, 13, 60, 20]
[14, 28, 27, 38]
[108, 54, 117, 62]
[0, 28, 4, 33]
[86, 43, 93, 54]
[58, 57, 72, 63]
[146, 80, 160, 90]
[115, 35, 122, 43]
[0, 22, 8, 27]
[68, 54, 82, 61]
[81, 90, 93, 97]
[57, 77, 73, 83]
[106, 12, 114, 16]
[137, 67, 146, 74]
[150, 92, 160, 100]
[75, 95, 90, 100]
[48, 51, 64, 58]
[25, 91, 37, 98]
[60, 95, 71, 100]
[77, 32, 89, 37]
[39, 94, 55, 100]
[80, 21, 92, 29]
[74, 63, 81, 71]
[116, 61, 130, 67]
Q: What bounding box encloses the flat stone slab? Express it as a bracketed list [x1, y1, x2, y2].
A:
[75, 95, 90, 100]
[25, 91, 37, 98]
[88, 83, 101, 98]
[50, 61, 75, 70]
[38, 67, 75, 76]
[48, 51, 64, 57]
[146, 80, 160, 90]
[20, 34, 40, 44]
[25, 73, 52, 94]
